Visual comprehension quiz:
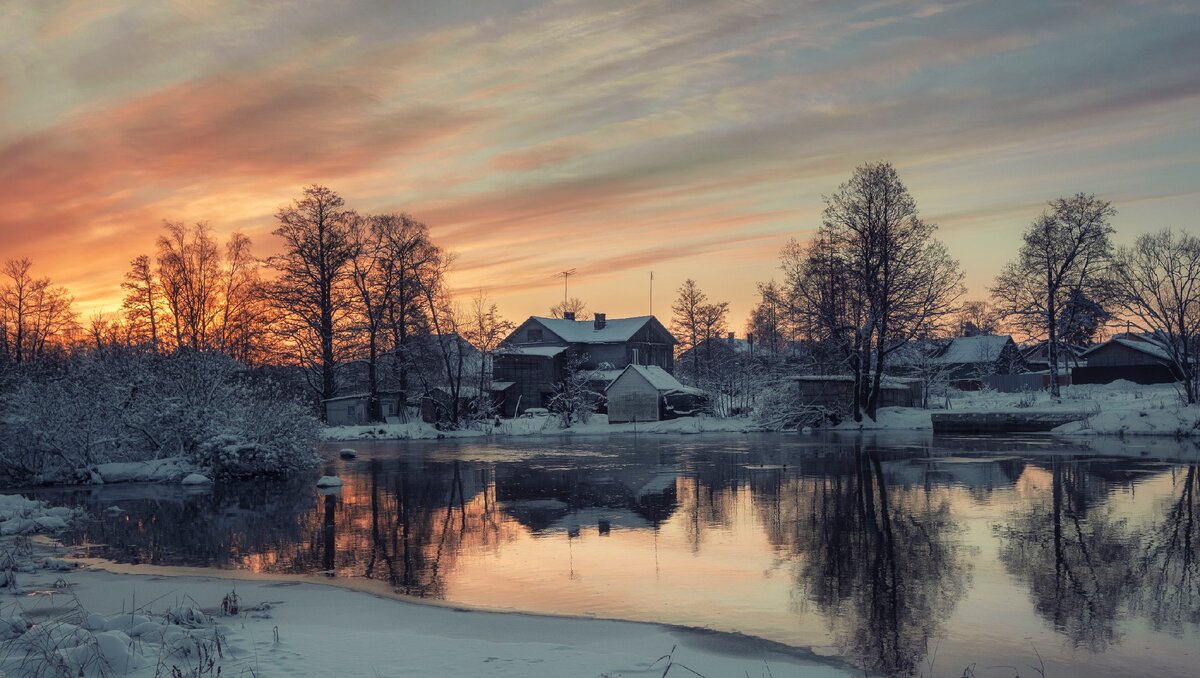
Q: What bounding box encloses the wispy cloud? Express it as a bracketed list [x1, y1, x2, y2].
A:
[2, 0, 1198, 321]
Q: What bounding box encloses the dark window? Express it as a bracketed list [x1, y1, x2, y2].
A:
[528, 329, 543, 342]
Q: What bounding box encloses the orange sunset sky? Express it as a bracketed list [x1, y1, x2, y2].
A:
[2, 0, 1199, 327]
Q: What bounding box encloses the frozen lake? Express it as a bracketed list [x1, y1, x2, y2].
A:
[33, 433, 1200, 677]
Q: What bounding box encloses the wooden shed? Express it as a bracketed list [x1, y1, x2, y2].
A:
[605, 365, 705, 423]
[790, 375, 924, 412]
[1074, 336, 1178, 385]
[322, 391, 408, 426]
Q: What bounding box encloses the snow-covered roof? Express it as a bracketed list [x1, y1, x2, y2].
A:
[932, 335, 1012, 365]
[500, 345, 568, 358]
[1081, 336, 1172, 362]
[607, 365, 704, 395]
[589, 369, 625, 384]
[530, 316, 661, 344]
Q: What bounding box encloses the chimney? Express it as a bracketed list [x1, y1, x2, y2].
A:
[594, 313, 606, 330]
[563, 311, 575, 321]
[727, 331, 735, 344]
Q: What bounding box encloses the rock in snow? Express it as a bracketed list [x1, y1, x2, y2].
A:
[315, 475, 343, 488]
[180, 473, 212, 485]
[338, 448, 358, 459]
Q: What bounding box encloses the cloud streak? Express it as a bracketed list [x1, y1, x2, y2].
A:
[2, 0, 1198, 322]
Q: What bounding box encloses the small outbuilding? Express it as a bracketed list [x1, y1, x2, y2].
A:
[605, 365, 706, 423]
[322, 391, 408, 426]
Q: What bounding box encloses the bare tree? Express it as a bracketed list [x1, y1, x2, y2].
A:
[215, 232, 264, 362]
[266, 185, 359, 405]
[671, 279, 729, 379]
[992, 194, 1116, 397]
[348, 215, 391, 421]
[747, 281, 787, 355]
[549, 297, 590, 320]
[0, 258, 76, 365]
[1109, 228, 1200, 403]
[121, 254, 161, 348]
[374, 213, 439, 403]
[157, 221, 223, 349]
[462, 290, 515, 415]
[779, 163, 962, 421]
[956, 300, 1000, 336]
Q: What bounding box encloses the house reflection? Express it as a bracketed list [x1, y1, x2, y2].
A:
[32, 435, 1200, 678]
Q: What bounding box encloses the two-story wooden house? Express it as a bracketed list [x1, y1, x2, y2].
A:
[492, 312, 677, 416]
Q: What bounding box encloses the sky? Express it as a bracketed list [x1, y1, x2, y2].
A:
[2, 0, 1199, 328]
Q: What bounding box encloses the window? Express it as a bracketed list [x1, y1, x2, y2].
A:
[528, 329, 543, 342]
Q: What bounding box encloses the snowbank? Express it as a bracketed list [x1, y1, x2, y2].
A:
[324, 414, 761, 442]
[11, 567, 852, 678]
[94, 458, 196, 484]
[0, 493, 852, 677]
[1053, 404, 1200, 437]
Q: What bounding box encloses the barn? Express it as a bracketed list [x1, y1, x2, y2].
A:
[605, 365, 705, 423]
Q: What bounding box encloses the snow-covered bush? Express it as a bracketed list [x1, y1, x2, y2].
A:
[0, 348, 320, 484]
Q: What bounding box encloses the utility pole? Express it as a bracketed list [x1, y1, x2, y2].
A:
[559, 269, 576, 305]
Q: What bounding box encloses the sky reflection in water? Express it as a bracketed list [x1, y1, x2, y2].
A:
[34, 433, 1200, 677]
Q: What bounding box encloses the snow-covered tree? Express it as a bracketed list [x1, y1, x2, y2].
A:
[546, 351, 600, 426]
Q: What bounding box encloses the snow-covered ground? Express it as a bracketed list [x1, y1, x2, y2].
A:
[323, 413, 761, 442]
[832, 381, 1199, 437]
[0, 494, 853, 677]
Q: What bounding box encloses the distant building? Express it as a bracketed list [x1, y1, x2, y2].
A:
[323, 391, 408, 426]
[931, 335, 1024, 382]
[493, 313, 678, 416]
[605, 364, 705, 423]
[789, 375, 924, 413]
[1020, 340, 1088, 373]
[1074, 335, 1178, 385]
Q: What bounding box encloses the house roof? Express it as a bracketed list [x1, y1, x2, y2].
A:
[932, 335, 1013, 364]
[608, 364, 704, 395]
[529, 315, 668, 344]
[1081, 336, 1172, 362]
[500, 345, 568, 358]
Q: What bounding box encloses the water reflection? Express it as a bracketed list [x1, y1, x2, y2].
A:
[32, 434, 1200, 677]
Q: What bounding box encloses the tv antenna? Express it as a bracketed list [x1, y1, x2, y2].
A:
[558, 269, 576, 304]
[649, 271, 653, 315]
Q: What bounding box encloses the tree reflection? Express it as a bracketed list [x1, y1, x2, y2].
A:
[1132, 464, 1199, 633]
[759, 446, 969, 676]
[997, 461, 1138, 652]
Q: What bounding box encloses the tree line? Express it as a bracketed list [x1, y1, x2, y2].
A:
[673, 162, 1199, 419]
[4, 167, 1197, 429]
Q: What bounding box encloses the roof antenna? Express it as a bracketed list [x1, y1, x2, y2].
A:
[649, 271, 653, 316]
[558, 269, 576, 305]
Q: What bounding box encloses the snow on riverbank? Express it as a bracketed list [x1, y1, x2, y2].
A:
[323, 413, 761, 442]
[832, 382, 1199, 437]
[0, 494, 852, 678]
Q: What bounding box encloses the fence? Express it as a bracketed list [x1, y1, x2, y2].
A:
[951, 373, 1072, 393]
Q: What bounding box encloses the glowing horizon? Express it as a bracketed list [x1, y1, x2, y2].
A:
[3, 1, 1198, 328]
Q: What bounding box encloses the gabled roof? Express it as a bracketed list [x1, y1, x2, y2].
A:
[525, 315, 674, 344]
[1081, 336, 1172, 362]
[932, 335, 1013, 364]
[607, 364, 704, 395]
